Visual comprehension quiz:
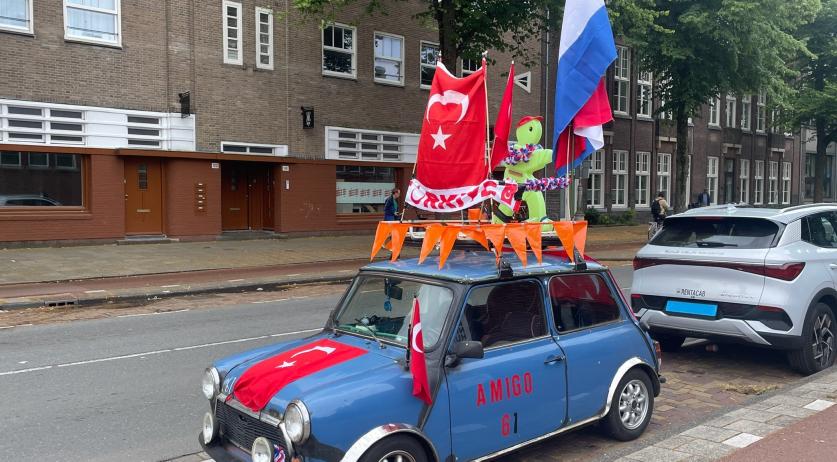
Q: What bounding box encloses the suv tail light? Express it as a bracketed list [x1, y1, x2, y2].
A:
[632, 258, 804, 281]
[762, 263, 805, 281]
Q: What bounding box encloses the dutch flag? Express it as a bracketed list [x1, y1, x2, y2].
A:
[552, 0, 618, 177]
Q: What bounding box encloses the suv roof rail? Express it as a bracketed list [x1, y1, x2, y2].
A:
[779, 203, 836, 214]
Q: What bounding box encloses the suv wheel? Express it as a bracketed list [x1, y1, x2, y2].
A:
[788, 303, 836, 376]
[651, 333, 686, 352]
[601, 369, 654, 441]
[359, 435, 429, 462]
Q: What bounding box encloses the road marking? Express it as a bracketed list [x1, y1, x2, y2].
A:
[84, 290, 107, 294]
[251, 298, 289, 304]
[0, 323, 33, 330]
[292, 296, 309, 300]
[161, 284, 181, 288]
[227, 279, 245, 283]
[285, 273, 301, 277]
[0, 328, 321, 377]
[338, 270, 353, 273]
[117, 309, 190, 319]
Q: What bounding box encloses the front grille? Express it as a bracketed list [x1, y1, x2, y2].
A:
[216, 401, 286, 452]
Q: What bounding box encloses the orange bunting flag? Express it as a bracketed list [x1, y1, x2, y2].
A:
[389, 224, 411, 262]
[482, 224, 507, 262]
[371, 222, 393, 260]
[438, 227, 461, 269]
[419, 224, 445, 264]
[573, 221, 588, 258]
[505, 223, 528, 267]
[525, 223, 543, 264]
[460, 225, 490, 251]
[553, 221, 575, 263]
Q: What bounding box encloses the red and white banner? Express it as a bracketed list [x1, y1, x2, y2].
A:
[409, 297, 432, 404]
[490, 62, 515, 170]
[232, 339, 367, 411]
[406, 178, 518, 212]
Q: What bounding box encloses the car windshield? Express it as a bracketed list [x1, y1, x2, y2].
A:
[651, 217, 780, 249]
[334, 276, 454, 349]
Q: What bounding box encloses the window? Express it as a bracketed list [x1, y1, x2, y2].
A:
[657, 153, 671, 201]
[741, 94, 752, 131]
[635, 151, 650, 207]
[768, 161, 778, 205]
[336, 165, 395, 214]
[803, 213, 837, 248]
[756, 90, 766, 132]
[587, 150, 604, 208]
[0, 0, 32, 33]
[126, 116, 161, 148]
[255, 7, 273, 70]
[754, 160, 764, 205]
[805, 153, 815, 200]
[419, 41, 439, 88]
[221, 142, 287, 156]
[614, 46, 630, 114]
[770, 109, 781, 133]
[651, 217, 779, 249]
[323, 23, 356, 78]
[0, 152, 84, 207]
[222, 1, 242, 65]
[461, 58, 479, 76]
[725, 95, 737, 128]
[374, 32, 404, 85]
[782, 162, 791, 205]
[460, 280, 546, 348]
[637, 70, 652, 117]
[612, 150, 628, 207]
[707, 156, 719, 205]
[709, 95, 720, 126]
[739, 159, 750, 204]
[325, 126, 418, 162]
[64, 0, 121, 46]
[550, 274, 621, 333]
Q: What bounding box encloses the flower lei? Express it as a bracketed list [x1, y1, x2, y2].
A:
[503, 144, 542, 166]
[524, 176, 571, 192]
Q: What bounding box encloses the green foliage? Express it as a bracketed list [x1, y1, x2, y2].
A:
[584, 207, 601, 226]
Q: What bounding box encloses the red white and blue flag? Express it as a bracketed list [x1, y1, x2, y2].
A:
[552, 0, 617, 176]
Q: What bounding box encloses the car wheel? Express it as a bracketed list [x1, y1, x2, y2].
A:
[359, 435, 429, 462]
[601, 369, 654, 441]
[788, 303, 836, 376]
[651, 333, 685, 352]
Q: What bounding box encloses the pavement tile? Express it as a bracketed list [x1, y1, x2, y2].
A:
[764, 404, 816, 418]
[725, 408, 781, 423]
[803, 399, 835, 411]
[762, 395, 813, 407]
[765, 414, 801, 427]
[722, 419, 782, 437]
[680, 425, 740, 443]
[677, 439, 735, 458]
[655, 435, 697, 450]
[624, 446, 691, 462]
[722, 432, 762, 448]
[705, 415, 740, 428]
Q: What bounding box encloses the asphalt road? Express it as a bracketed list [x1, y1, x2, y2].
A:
[0, 265, 634, 462]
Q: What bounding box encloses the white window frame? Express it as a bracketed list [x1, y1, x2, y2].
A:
[768, 161, 779, 205]
[322, 23, 356, 79]
[782, 161, 791, 205]
[707, 156, 719, 205]
[725, 95, 737, 128]
[221, 141, 288, 157]
[657, 153, 671, 202]
[637, 70, 652, 118]
[614, 46, 630, 114]
[419, 41, 439, 89]
[612, 150, 628, 208]
[754, 160, 764, 205]
[756, 90, 766, 132]
[587, 150, 604, 209]
[222, 1, 242, 65]
[255, 7, 273, 70]
[0, 151, 22, 168]
[461, 58, 479, 76]
[63, 0, 121, 47]
[709, 95, 720, 127]
[325, 126, 418, 163]
[741, 94, 752, 131]
[373, 31, 405, 86]
[635, 151, 650, 207]
[0, 0, 33, 34]
[739, 159, 750, 204]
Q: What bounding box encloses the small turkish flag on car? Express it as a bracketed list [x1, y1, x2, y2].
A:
[409, 297, 432, 404]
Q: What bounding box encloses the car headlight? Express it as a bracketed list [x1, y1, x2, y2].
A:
[251, 437, 273, 462]
[284, 400, 311, 444]
[202, 411, 217, 444]
[202, 367, 220, 400]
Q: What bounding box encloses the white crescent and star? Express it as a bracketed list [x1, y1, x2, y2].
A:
[430, 127, 452, 150]
[425, 90, 469, 124]
[411, 321, 424, 354]
[275, 345, 337, 369]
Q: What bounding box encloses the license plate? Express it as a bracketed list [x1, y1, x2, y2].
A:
[665, 300, 718, 317]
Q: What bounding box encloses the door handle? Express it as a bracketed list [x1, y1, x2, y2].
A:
[544, 354, 565, 365]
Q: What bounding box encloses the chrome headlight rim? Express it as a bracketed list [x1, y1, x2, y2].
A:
[251, 436, 273, 462]
[284, 399, 311, 445]
[202, 367, 220, 400]
[202, 411, 217, 444]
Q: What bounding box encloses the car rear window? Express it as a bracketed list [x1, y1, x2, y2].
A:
[650, 217, 780, 249]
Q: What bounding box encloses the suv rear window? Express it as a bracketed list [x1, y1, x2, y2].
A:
[651, 217, 780, 249]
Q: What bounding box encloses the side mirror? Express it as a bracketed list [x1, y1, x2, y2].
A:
[445, 341, 484, 367]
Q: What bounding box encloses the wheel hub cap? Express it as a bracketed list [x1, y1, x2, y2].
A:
[812, 313, 835, 368]
[618, 379, 649, 430]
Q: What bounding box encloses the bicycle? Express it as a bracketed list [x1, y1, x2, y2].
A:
[647, 220, 662, 241]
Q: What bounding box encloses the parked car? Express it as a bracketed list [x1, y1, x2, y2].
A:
[0, 194, 61, 206]
[633, 203, 837, 375]
[199, 251, 662, 462]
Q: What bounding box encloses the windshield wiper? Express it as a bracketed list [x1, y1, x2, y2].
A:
[695, 240, 739, 248]
[352, 320, 386, 349]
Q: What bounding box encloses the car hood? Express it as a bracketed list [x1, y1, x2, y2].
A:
[216, 332, 405, 410]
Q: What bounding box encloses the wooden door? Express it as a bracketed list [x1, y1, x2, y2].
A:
[221, 164, 249, 230]
[247, 168, 265, 230]
[124, 157, 163, 235]
[262, 167, 274, 230]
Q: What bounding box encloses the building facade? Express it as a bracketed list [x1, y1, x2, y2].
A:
[0, 0, 543, 243]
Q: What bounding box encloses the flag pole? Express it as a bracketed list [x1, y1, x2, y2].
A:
[564, 123, 573, 221]
[482, 51, 492, 224]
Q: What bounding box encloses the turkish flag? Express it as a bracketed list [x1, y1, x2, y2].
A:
[409, 297, 432, 404]
[490, 62, 515, 169]
[232, 339, 367, 411]
[416, 62, 488, 190]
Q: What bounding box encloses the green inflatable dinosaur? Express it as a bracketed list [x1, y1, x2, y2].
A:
[493, 116, 553, 229]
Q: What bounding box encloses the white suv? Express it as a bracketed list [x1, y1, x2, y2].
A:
[632, 204, 837, 375]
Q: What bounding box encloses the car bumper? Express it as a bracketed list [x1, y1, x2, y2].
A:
[637, 309, 802, 349]
[200, 433, 252, 462]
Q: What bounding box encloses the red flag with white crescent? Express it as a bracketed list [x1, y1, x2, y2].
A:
[490, 62, 515, 169]
[409, 297, 432, 404]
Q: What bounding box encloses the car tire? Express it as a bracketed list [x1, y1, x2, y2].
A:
[359, 435, 429, 462]
[601, 369, 654, 441]
[788, 302, 836, 376]
[651, 333, 685, 352]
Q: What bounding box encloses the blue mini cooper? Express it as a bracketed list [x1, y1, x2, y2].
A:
[199, 251, 662, 462]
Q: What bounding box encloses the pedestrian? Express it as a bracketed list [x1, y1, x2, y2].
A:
[697, 189, 711, 207]
[384, 188, 400, 221]
[651, 191, 669, 225]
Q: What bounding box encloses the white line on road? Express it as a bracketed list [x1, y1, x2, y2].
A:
[84, 290, 107, 294]
[0, 328, 321, 377]
[0, 323, 33, 330]
[227, 279, 245, 283]
[117, 309, 190, 318]
[251, 298, 289, 304]
[161, 284, 181, 288]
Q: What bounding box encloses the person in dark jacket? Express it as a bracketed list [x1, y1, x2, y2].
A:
[384, 188, 400, 221]
[697, 189, 711, 207]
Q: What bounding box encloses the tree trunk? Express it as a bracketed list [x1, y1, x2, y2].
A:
[813, 66, 826, 203]
[674, 103, 689, 212]
[435, 0, 458, 69]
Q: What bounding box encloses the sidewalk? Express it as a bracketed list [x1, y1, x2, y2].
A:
[0, 225, 647, 310]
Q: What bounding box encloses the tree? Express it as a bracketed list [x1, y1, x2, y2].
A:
[785, 0, 837, 202]
[635, 0, 820, 211]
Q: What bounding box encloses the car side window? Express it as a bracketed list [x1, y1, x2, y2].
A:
[803, 213, 837, 248]
[549, 273, 622, 333]
[457, 280, 547, 349]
